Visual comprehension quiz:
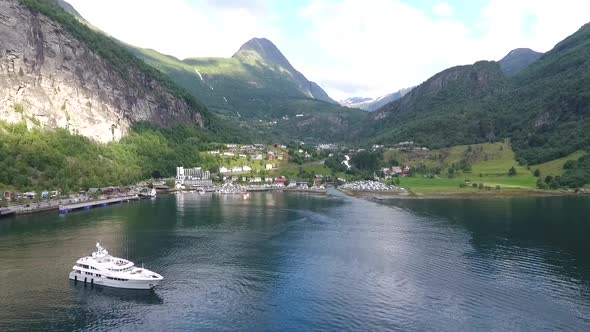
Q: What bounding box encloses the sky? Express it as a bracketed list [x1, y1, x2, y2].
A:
[68, 0, 590, 100]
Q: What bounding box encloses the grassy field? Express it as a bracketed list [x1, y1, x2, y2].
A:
[397, 142, 539, 195]
[531, 150, 587, 177]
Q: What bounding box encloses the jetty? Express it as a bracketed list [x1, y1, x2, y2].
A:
[0, 207, 16, 218]
[59, 195, 140, 214]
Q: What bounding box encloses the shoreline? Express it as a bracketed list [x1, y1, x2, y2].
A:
[338, 188, 583, 200]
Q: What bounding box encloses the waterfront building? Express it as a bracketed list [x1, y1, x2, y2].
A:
[176, 166, 212, 187]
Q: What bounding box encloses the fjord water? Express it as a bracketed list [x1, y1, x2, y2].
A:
[1, 192, 589, 331]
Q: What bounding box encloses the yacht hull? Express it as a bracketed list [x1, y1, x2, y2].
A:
[69, 272, 160, 290]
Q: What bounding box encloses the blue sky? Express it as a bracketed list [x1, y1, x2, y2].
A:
[68, 0, 590, 100]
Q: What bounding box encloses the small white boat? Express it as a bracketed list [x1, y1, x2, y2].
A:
[69, 243, 163, 290]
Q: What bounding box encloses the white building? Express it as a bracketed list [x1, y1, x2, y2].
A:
[219, 166, 229, 174]
[176, 166, 212, 187]
[232, 166, 243, 173]
[242, 165, 253, 172]
[265, 164, 274, 170]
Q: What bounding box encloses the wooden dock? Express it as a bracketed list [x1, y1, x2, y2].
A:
[59, 195, 140, 214]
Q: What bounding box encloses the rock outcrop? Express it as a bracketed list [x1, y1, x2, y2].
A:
[0, 0, 204, 142]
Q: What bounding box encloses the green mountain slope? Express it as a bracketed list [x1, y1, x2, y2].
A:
[366, 22, 590, 167]
[131, 38, 339, 118]
[366, 61, 506, 148]
[130, 39, 366, 142]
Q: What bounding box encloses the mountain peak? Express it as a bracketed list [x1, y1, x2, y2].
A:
[55, 0, 87, 23]
[232, 38, 293, 69]
[499, 48, 542, 76]
[230, 37, 335, 103]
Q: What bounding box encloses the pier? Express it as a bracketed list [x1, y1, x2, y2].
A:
[59, 195, 140, 214]
[0, 208, 16, 218]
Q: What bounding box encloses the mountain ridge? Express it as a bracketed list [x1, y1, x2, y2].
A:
[364, 22, 590, 165]
[231, 37, 335, 103]
[340, 87, 414, 111]
[499, 48, 543, 77]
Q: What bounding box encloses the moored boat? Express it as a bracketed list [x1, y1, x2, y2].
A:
[69, 243, 163, 290]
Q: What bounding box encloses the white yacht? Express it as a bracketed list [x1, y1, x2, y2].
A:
[69, 243, 163, 290]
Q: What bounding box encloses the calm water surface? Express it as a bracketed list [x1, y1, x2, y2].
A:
[1, 191, 589, 331]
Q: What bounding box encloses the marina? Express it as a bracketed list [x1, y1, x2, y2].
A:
[58, 195, 141, 214]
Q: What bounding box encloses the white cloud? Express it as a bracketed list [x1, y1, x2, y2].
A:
[297, 0, 590, 100]
[67, 0, 281, 59]
[432, 3, 454, 18]
[66, 0, 590, 101]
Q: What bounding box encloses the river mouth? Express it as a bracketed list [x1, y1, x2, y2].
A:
[1, 192, 589, 331]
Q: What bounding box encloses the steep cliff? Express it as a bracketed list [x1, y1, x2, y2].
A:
[0, 0, 206, 142]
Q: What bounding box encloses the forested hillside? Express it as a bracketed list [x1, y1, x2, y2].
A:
[367, 22, 590, 168]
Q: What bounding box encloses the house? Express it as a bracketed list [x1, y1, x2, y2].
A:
[242, 165, 253, 172]
[232, 166, 243, 173]
[250, 177, 262, 183]
[219, 166, 229, 174]
[254, 154, 264, 160]
[264, 178, 273, 183]
[265, 163, 274, 170]
[402, 166, 410, 176]
[275, 178, 287, 186]
[239, 154, 247, 159]
[223, 152, 235, 157]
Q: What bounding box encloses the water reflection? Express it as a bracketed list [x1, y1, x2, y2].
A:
[1, 194, 589, 331]
[70, 282, 164, 305]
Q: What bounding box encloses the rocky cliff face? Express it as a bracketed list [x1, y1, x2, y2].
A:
[0, 0, 204, 142]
